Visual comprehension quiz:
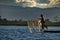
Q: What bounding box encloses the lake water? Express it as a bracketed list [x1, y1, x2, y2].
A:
[0, 26, 60, 40]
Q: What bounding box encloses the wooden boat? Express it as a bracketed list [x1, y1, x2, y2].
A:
[44, 30, 60, 33]
[35, 30, 60, 33]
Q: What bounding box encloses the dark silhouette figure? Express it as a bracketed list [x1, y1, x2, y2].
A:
[40, 14, 48, 31]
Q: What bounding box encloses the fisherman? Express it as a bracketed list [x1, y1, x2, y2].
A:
[40, 14, 48, 31]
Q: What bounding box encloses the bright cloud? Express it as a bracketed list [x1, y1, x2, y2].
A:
[16, 0, 25, 3]
[16, 0, 60, 8]
[49, 0, 60, 5]
[22, 0, 36, 7]
[16, 0, 21, 3]
[36, 3, 48, 8]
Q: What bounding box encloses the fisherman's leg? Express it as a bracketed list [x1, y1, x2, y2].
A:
[42, 25, 44, 31]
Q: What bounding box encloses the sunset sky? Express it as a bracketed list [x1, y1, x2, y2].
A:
[0, 0, 60, 22]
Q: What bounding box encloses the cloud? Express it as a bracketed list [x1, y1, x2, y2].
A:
[48, 0, 60, 7]
[49, 0, 60, 5]
[15, 0, 60, 8]
[0, 0, 60, 8]
[16, 0, 48, 8]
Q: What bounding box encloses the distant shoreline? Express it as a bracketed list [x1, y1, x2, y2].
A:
[0, 24, 60, 27]
[0, 21, 60, 26]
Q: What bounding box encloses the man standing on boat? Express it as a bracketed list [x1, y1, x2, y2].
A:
[40, 14, 48, 31]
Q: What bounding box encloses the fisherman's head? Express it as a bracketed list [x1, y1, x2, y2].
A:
[40, 14, 43, 17]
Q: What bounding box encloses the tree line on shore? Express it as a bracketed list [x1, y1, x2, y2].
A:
[0, 16, 60, 26]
